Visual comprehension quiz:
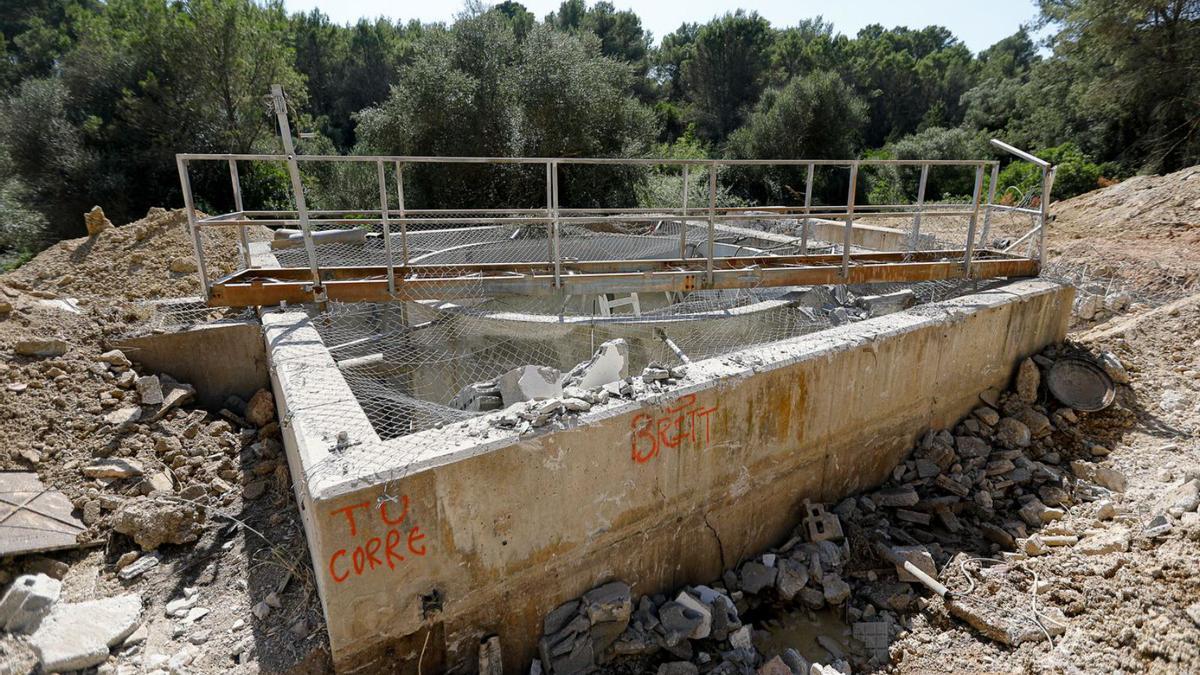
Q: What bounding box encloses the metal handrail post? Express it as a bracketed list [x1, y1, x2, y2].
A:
[841, 162, 859, 280]
[963, 164, 986, 274]
[706, 162, 716, 284]
[176, 158, 211, 298]
[552, 161, 562, 287]
[679, 164, 689, 259]
[910, 164, 929, 253]
[1038, 166, 1056, 267]
[393, 162, 409, 265]
[227, 159, 250, 268]
[270, 84, 321, 292]
[978, 162, 999, 247]
[800, 163, 814, 254]
[377, 161, 395, 294]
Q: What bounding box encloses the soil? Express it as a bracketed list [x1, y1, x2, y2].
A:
[0, 166, 1198, 674]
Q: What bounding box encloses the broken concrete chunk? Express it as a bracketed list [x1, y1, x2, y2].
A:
[450, 381, 504, 412]
[995, 417, 1031, 448]
[874, 486, 919, 508]
[244, 388, 276, 427]
[0, 573, 62, 634]
[98, 349, 131, 368]
[775, 559, 810, 602]
[821, 574, 851, 605]
[890, 545, 936, 583]
[14, 339, 68, 358]
[854, 289, 916, 317]
[673, 591, 712, 639]
[111, 498, 204, 551]
[1015, 357, 1040, 403]
[738, 561, 777, 594]
[582, 581, 631, 625]
[135, 375, 163, 406]
[498, 366, 563, 406]
[1076, 528, 1130, 555]
[28, 594, 142, 672]
[567, 339, 629, 389]
[82, 458, 144, 479]
[947, 595, 1065, 646]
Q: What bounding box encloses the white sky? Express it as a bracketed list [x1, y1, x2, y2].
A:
[282, 0, 1044, 53]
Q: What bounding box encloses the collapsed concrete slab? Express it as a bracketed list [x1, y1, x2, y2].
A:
[263, 278, 1072, 672]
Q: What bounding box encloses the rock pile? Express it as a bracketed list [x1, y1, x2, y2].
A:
[532, 343, 1148, 673]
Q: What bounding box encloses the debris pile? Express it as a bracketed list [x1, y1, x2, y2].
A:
[531, 342, 1174, 673]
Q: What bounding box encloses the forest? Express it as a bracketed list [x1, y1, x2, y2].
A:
[0, 0, 1197, 256]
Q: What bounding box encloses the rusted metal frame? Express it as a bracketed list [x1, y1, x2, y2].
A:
[394, 162, 410, 265]
[207, 257, 1038, 307]
[978, 162, 1000, 248]
[270, 85, 322, 293]
[679, 164, 689, 259]
[841, 162, 859, 280]
[215, 249, 1022, 284]
[706, 163, 716, 284]
[909, 164, 930, 254]
[227, 159, 250, 268]
[962, 164, 986, 275]
[175, 158, 211, 298]
[800, 162, 814, 254]
[376, 161, 395, 293]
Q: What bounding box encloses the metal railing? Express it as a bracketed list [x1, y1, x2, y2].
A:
[175, 86, 1055, 305]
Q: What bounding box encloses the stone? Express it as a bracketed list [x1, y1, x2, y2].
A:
[980, 523, 1016, 549]
[1099, 351, 1130, 385]
[658, 662, 699, 675]
[111, 498, 204, 551]
[117, 553, 160, 581]
[709, 594, 740, 642]
[1076, 529, 1130, 555]
[1096, 500, 1116, 520]
[569, 339, 629, 389]
[0, 573, 62, 634]
[657, 601, 702, 641]
[14, 339, 68, 358]
[890, 545, 936, 583]
[775, 559, 810, 602]
[27, 594, 142, 672]
[583, 581, 632, 625]
[947, 595, 1065, 646]
[674, 591, 712, 639]
[729, 625, 753, 650]
[135, 375, 164, 406]
[854, 289, 916, 317]
[169, 257, 198, 274]
[252, 601, 270, 620]
[822, 574, 851, 605]
[543, 600, 580, 635]
[739, 561, 777, 594]
[103, 406, 142, 429]
[1023, 534, 1049, 556]
[758, 656, 793, 675]
[1094, 466, 1128, 493]
[1014, 408, 1052, 438]
[243, 481, 268, 500]
[1015, 358, 1040, 403]
[84, 206, 113, 235]
[781, 648, 809, 674]
[874, 486, 919, 507]
[245, 388, 276, 427]
[498, 366, 563, 405]
[995, 417, 1031, 448]
[1143, 514, 1172, 538]
[799, 587, 825, 610]
[150, 381, 196, 421]
[98, 349, 131, 367]
[1157, 479, 1200, 515]
[972, 406, 1000, 426]
[82, 458, 144, 479]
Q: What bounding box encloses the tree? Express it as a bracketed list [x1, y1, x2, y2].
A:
[682, 11, 774, 143]
[725, 70, 868, 204]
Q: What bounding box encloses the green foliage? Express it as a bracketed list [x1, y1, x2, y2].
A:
[725, 70, 868, 204]
[682, 11, 774, 142]
[995, 142, 1108, 202]
[867, 127, 992, 203]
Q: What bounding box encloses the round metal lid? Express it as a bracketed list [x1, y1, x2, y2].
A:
[1046, 357, 1116, 412]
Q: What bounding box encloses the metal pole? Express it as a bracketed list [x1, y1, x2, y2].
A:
[978, 162, 1000, 248]
[841, 162, 858, 280]
[227, 159, 250, 268]
[552, 161, 562, 287]
[679, 164, 689, 259]
[1038, 166, 1056, 268]
[377, 161, 395, 294]
[270, 84, 321, 292]
[910, 164, 929, 253]
[801, 163, 814, 254]
[176, 158, 211, 298]
[706, 163, 716, 285]
[394, 162, 409, 265]
[962, 164, 985, 275]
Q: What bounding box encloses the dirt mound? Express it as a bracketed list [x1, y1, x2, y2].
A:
[3, 207, 247, 304]
[1046, 166, 1200, 303]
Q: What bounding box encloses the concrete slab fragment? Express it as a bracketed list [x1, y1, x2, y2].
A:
[28, 594, 142, 672]
[0, 473, 85, 556]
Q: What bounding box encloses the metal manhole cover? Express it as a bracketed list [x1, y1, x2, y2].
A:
[1046, 358, 1115, 412]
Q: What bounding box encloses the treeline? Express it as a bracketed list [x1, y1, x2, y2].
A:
[0, 0, 1197, 253]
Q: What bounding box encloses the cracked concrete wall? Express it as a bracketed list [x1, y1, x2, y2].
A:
[267, 279, 1072, 673]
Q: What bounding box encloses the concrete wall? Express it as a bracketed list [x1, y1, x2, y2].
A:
[114, 320, 269, 409]
[264, 279, 1073, 673]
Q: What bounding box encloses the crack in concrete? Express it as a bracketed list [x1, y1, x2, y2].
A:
[702, 511, 727, 571]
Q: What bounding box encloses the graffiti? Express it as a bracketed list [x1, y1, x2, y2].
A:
[327, 495, 427, 584]
[630, 394, 719, 463]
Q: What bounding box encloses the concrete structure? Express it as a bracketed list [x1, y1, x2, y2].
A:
[264, 279, 1072, 672]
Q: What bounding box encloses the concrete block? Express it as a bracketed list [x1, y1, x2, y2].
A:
[28, 594, 142, 672]
[568, 339, 629, 389]
[673, 592, 712, 639]
[498, 366, 563, 406]
[0, 574, 61, 634]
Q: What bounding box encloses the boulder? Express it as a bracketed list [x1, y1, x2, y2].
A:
[84, 206, 113, 235]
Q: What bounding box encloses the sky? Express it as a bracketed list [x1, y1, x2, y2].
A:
[281, 0, 1044, 53]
